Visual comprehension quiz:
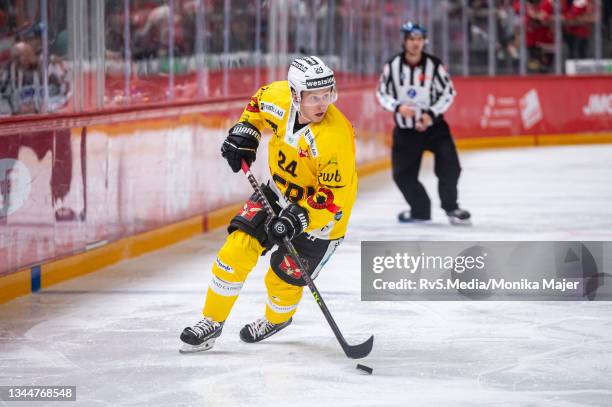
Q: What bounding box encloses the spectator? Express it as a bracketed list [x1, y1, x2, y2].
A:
[105, 3, 126, 61]
[0, 37, 70, 116]
[514, 0, 554, 73]
[563, 0, 594, 60]
[469, 0, 490, 75]
[0, 6, 16, 66]
[16, 21, 42, 57]
[496, 0, 519, 73]
[132, 4, 186, 61]
[534, 0, 555, 72]
[0, 41, 41, 115]
[48, 31, 71, 112]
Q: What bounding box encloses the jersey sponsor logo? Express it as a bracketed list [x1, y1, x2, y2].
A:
[303, 129, 318, 157]
[273, 172, 316, 202]
[238, 199, 263, 221]
[298, 147, 309, 158]
[260, 101, 285, 119]
[215, 258, 233, 273]
[407, 88, 417, 98]
[246, 96, 259, 112]
[319, 169, 342, 183]
[305, 75, 334, 89]
[291, 60, 308, 72]
[334, 210, 343, 221]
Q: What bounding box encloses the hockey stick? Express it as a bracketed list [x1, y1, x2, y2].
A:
[241, 160, 373, 359]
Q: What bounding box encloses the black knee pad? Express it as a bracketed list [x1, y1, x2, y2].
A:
[228, 183, 281, 252]
[270, 235, 343, 286]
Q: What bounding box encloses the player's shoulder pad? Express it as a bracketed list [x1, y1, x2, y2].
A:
[310, 106, 355, 158]
[258, 80, 290, 99]
[252, 81, 289, 102]
[249, 81, 291, 120]
[320, 105, 354, 140]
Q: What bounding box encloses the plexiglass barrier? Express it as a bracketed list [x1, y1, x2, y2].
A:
[0, 0, 610, 119]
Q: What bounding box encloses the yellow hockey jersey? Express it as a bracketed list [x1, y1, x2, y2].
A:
[238, 80, 358, 240]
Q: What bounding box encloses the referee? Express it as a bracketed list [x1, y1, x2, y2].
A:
[376, 21, 470, 225]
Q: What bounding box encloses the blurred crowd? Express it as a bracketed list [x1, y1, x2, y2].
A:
[105, 0, 258, 61]
[0, 1, 70, 116]
[0, 0, 610, 117]
[466, 0, 606, 74]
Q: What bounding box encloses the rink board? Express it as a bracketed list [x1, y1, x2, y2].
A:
[2, 75, 612, 303]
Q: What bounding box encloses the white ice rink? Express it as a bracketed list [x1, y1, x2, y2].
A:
[1, 145, 612, 406]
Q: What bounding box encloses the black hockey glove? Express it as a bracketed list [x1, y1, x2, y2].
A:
[266, 204, 309, 246]
[221, 122, 261, 172]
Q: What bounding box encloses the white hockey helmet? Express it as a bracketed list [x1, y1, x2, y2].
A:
[287, 56, 336, 111]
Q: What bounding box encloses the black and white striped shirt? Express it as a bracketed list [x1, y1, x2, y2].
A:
[376, 52, 456, 129]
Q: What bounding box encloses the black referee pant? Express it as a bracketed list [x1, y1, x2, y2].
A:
[391, 120, 461, 220]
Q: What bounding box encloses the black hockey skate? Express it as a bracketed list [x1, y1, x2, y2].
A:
[446, 208, 471, 225]
[239, 317, 292, 343]
[179, 317, 224, 353]
[398, 210, 430, 223]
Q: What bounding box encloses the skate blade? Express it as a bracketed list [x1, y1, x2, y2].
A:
[179, 338, 216, 354]
[449, 217, 472, 226]
[399, 219, 431, 224]
[398, 216, 431, 224]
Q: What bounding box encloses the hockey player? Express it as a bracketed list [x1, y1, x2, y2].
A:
[376, 22, 470, 225]
[180, 56, 358, 352]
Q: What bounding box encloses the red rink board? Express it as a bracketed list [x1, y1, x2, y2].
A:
[1, 75, 611, 277]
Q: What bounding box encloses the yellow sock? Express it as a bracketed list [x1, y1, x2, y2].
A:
[203, 231, 264, 322]
[264, 268, 304, 324]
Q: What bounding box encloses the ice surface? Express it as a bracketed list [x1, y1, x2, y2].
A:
[1, 145, 612, 406]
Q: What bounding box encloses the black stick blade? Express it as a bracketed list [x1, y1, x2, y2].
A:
[344, 335, 374, 359]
